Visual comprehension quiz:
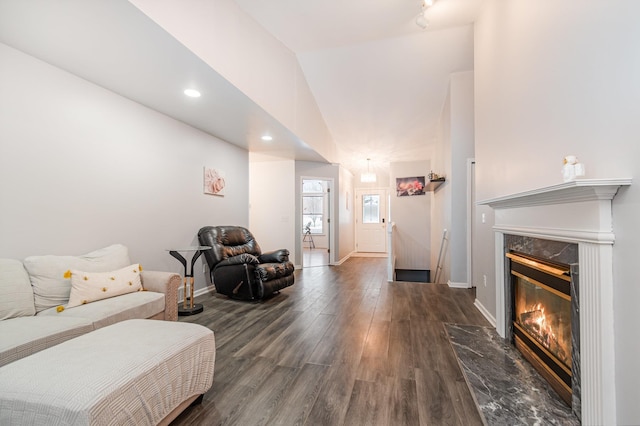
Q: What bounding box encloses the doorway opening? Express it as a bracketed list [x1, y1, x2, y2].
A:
[301, 178, 331, 268]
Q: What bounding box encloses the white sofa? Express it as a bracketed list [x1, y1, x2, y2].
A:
[0, 244, 181, 367]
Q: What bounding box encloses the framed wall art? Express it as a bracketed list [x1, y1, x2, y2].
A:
[204, 167, 226, 196]
[396, 176, 425, 197]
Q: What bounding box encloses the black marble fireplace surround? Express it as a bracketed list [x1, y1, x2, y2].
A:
[504, 235, 581, 421]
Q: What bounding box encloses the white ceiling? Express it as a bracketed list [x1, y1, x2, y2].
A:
[0, 0, 482, 177]
[234, 0, 482, 174]
[234, 0, 483, 53]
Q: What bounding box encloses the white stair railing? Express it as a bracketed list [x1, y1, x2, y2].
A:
[387, 222, 396, 282]
[433, 228, 448, 283]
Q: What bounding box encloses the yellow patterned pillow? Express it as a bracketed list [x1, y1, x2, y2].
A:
[66, 264, 143, 308]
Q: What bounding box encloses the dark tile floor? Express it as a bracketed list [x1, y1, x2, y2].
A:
[446, 324, 580, 426]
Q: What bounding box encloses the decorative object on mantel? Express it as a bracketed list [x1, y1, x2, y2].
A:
[204, 167, 225, 196]
[396, 176, 425, 196]
[561, 155, 585, 182]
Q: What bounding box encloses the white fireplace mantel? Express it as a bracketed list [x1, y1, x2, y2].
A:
[479, 178, 632, 245]
[478, 178, 631, 425]
[479, 178, 632, 210]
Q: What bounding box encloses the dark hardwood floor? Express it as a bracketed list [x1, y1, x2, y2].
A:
[172, 257, 491, 426]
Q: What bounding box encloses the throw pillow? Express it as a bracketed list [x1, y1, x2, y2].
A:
[23, 244, 131, 312]
[0, 258, 36, 320]
[66, 264, 143, 309]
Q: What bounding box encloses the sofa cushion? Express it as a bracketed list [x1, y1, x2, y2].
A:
[0, 259, 35, 320]
[0, 316, 94, 367]
[38, 291, 165, 329]
[23, 244, 131, 313]
[67, 264, 143, 308]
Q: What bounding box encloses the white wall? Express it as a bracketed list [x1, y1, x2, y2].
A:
[431, 72, 475, 285]
[472, 202, 495, 319]
[0, 43, 249, 293]
[449, 72, 475, 285]
[474, 1, 640, 422]
[249, 153, 296, 263]
[390, 161, 431, 271]
[432, 91, 451, 283]
[338, 166, 355, 262]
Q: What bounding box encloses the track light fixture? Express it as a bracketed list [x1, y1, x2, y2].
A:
[416, 0, 436, 30]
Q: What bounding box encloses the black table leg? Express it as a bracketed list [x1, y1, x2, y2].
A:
[169, 250, 204, 316]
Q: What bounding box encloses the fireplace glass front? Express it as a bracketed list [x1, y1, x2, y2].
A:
[508, 251, 573, 405]
[513, 275, 572, 369]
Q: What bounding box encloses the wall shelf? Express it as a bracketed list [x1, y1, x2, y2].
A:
[425, 178, 445, 192]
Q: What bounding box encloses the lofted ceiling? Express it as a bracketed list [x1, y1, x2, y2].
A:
[0, 0, 482, 177]
[234, 0, 482, 175]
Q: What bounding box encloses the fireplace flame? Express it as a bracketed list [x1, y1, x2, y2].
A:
[520, 302, 570, 366]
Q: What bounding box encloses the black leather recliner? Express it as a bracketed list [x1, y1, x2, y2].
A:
[197, 226, 295, 300]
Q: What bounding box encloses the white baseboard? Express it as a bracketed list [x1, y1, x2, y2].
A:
[447, 280, 471, 289]
[351, 252, 388, 258]
[474, 298, 497, 327]
[178, 284, 215, 303]
[333, 251, 354, 265]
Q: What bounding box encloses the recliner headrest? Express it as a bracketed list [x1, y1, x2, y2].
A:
[198, 226, 262, 267]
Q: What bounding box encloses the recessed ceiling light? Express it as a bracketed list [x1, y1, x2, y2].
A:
[261, 135, 273, 141]
[184, 89, 201, 98]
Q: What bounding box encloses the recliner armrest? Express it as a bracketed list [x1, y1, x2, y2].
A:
[258, 249, 290, 264]
[140, 270, 181, 321]
[216, 253, 259, 268]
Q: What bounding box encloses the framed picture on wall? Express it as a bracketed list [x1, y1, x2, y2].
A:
[204, 167, 226, 196]
[396, 176, 425, 197]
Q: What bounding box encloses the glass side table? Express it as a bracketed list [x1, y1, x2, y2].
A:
[167, 246, 211, 316]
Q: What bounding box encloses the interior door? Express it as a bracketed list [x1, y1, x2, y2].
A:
[355, 189, 387, 253]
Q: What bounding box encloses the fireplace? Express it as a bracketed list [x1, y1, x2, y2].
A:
[478, 178, 631, 424]
[508, 251, 573, 406]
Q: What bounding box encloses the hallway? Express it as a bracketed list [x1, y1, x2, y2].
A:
[302, 247, 330, 267]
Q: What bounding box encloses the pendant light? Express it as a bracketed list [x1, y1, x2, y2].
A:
[360, 158, 377, 183]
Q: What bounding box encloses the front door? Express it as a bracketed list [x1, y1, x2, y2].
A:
[355, 189, 387, 253]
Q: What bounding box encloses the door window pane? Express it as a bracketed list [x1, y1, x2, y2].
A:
[303, 196, 323, 234]
[363, 195, 380, 223]
[302, 179, 324, 193]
